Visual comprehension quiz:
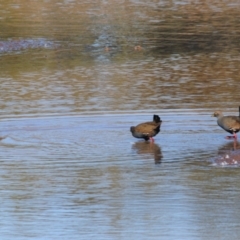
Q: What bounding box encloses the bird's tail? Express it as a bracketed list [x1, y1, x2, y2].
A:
[153, 115, 162, 123]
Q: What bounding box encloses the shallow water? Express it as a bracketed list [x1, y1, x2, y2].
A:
[1, 0, 240, 239]
[1, 112, 240, 239]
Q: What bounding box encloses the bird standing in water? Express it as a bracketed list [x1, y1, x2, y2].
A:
[213, 107, 240, 139]
[130, 115, 162, 142]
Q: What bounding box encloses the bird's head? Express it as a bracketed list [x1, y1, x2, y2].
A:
[212, 111, 223, 118]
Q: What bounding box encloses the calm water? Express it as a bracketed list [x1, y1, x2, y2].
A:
[1, 0, 240, 239]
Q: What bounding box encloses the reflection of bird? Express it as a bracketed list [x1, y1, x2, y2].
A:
[130, 115, 162, 142]
[213, 107, 240, 139]
[132, 142, 162, 164]
[212, 141, 240, 166]
[0, 135, 7, 141]
[218, 141, 240, 153]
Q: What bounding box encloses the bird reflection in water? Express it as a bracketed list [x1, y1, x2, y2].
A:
[0, 135, 7, 141]
[132, 142, 162, 164]
[212, 140, 240, 166]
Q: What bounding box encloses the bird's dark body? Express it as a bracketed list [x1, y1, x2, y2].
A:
[130, 115, 162, 141]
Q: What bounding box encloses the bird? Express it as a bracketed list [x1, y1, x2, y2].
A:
[130, 115, 162, 142]
[213, 107, 240, 139]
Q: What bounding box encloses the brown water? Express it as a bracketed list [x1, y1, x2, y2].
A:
[1, 0, 240, 239]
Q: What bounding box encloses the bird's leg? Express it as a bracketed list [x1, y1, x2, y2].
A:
[234, 133, 238, 139]
[233, 139, 237, 150]
[225, 133, 237, 139]
[149, 137, 154, 143]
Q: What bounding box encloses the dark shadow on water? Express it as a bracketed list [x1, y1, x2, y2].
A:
[132, 141, 162, 164]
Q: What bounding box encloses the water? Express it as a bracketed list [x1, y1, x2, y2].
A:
[1, 0, 240, 239]
[1, 112, 240, 239]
